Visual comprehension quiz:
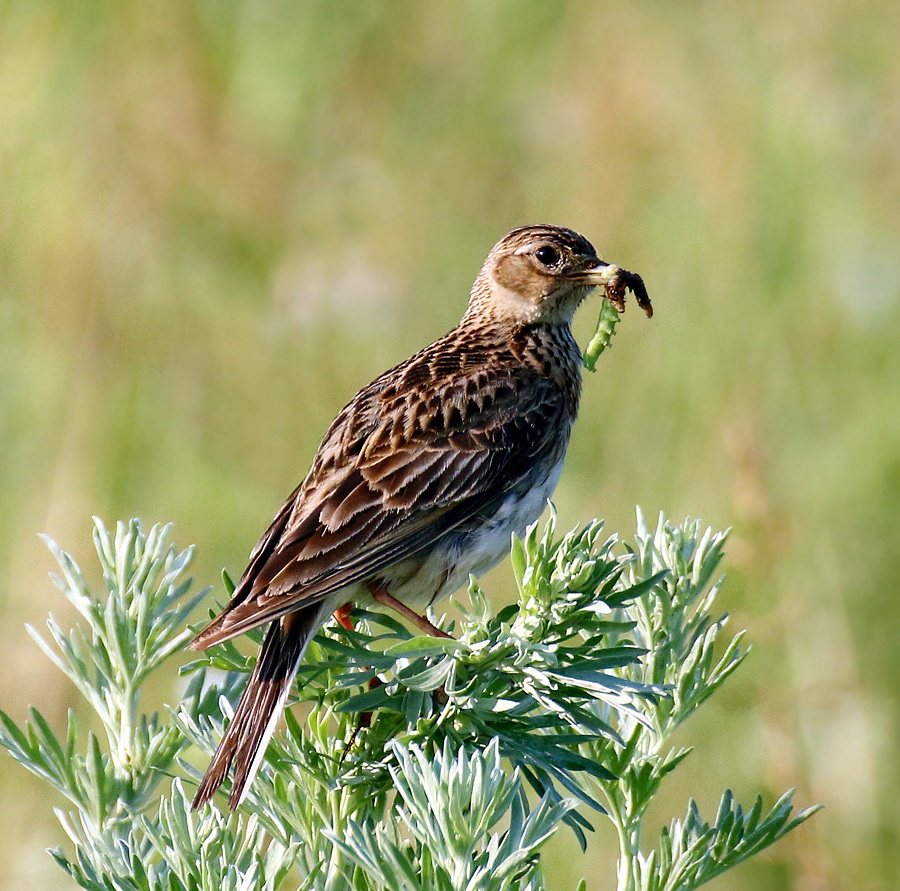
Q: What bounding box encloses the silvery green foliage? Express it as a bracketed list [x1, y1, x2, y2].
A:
[53, 780, 296, 891]
[326, 740, 569, 891]
[0, 520, 208, 822]
[0, 514, 818, 891]
[585, 511, 821, 890]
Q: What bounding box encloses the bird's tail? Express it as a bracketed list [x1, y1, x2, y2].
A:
[191, 605, 326, 810]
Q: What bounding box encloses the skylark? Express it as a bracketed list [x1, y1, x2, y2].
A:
[190, 224, 652, 809]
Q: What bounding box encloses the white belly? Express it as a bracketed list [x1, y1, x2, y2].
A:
[387, 458, 565, 610]
[465, 458, 564, 576]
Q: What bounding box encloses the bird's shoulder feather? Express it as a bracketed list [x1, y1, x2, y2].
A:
[191, 323, 579, 646]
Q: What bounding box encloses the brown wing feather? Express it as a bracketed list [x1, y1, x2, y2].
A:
[191, 326, 576, 650]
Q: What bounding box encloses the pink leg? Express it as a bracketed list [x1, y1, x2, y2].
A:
[333, 602, 355, 630]
[367, 581, 454, 639]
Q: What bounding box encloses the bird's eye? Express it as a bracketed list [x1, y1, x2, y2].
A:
[534, 245, 561, 267]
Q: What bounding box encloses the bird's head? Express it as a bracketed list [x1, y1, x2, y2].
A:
[468, 224, 617, 326]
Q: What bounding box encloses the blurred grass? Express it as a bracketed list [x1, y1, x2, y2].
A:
[1, 1, 898, 888]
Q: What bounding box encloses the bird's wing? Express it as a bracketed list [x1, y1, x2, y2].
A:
[191, 358, 572, 648]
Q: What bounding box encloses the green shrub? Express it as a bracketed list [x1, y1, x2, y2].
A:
[0, 514, 817, 890]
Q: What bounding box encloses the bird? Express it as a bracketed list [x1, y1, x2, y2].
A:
[189, 224, 651, 810]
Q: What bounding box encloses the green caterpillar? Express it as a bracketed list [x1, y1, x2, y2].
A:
[582, 265, 653, 372]
[583, 297, 622, 372]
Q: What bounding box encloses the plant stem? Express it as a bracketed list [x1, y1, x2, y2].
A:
[605, 789, 641, 891]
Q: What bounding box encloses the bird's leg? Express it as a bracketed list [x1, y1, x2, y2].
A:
[340, 675, 383, 765]
[341, 583, 453, 763]
[333, 602, 355, 630]
[368, 581, 452, 710]
[367, 581, 454, 639]
[333, 601, 382, 762]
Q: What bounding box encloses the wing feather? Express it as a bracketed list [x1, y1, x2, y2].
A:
[191, 341, 574, 649]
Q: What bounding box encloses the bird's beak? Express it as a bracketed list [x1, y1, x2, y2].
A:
[569, 260, 654, 317]
[566, 260, 620, 286]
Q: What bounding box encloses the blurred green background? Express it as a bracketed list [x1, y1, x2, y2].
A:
[1, 1, 898, 888]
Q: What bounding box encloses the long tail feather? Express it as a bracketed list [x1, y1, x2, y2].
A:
[191, 605, 326, 810]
